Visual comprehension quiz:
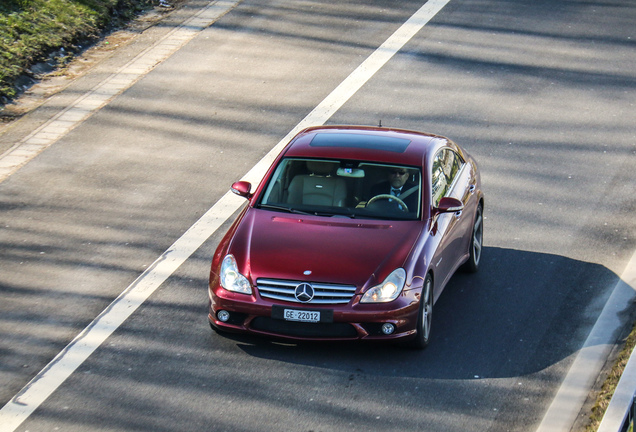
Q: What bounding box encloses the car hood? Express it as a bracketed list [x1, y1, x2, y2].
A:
[229, 208, 424, 290]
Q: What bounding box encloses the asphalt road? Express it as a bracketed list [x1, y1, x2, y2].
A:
[1, 0, 635, 431]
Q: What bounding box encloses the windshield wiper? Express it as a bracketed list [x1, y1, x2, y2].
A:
[258, 204, 314, 215]
[259, 204, 360, 218]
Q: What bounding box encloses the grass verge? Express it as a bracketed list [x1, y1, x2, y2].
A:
[0, 0, 159, 103]
[586, 320, 636, 431]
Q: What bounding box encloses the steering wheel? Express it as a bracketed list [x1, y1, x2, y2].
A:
[366, 194, 409, 212]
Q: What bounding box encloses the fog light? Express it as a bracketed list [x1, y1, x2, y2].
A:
[217, 310, 230, 322]
[381, 323, 395, 335]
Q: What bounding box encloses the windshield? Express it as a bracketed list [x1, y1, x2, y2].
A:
[257, 158, 422, 220]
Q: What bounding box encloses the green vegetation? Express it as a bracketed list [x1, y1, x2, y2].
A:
[0, 0, 157, 101]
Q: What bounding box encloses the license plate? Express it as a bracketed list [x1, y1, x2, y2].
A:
[271, 305, 334, 323]
[284, 309, 320, 323]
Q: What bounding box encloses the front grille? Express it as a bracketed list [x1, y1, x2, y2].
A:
[251, 317, 358, 338]
[256, 278, 357, 305]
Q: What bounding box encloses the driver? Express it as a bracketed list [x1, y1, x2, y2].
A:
[370, 168, 418, 211]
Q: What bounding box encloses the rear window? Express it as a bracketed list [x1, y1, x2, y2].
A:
[309, 133, 411, 153]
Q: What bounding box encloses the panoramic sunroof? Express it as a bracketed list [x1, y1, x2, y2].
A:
[309, 133, 411, 153]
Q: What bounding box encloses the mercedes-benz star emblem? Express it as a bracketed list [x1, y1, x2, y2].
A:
[294, 283, 314, 303]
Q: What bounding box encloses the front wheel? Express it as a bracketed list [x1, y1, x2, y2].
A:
[406, 274, 433, 349]
[462, 203, 483, 273]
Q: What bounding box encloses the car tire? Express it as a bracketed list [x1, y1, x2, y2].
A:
[462, 203, 483, 273]
[406, 273, 433, 349]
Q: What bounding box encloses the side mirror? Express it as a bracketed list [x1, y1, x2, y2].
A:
[231, 181, 252, 199]
[435, 197, 464, 214]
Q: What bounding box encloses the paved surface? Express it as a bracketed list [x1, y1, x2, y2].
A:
[1, 0, 635, 431]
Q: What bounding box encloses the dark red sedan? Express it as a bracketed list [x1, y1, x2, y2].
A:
[208, 125, 483, 348]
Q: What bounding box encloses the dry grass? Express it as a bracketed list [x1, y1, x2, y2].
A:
[586, 320, 636, 431]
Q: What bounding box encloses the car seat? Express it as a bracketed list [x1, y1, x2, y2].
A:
[287, 161, 347, 207]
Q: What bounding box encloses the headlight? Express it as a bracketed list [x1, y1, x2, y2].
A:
[220, 254, 252, 294]
[361, 268, 406, 303]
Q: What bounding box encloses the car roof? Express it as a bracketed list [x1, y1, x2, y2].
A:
[282, 125, 451, 167]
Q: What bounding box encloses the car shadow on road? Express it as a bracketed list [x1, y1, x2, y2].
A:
[227, 246, 620, 380]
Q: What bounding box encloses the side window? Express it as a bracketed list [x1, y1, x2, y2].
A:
[446, 149, 463, 185]
[431, 156, 447, 207]
[431, 149, 464, 206]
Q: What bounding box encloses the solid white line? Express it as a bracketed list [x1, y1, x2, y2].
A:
[0, 1, 451, 431]
[536, 249, 636, 432]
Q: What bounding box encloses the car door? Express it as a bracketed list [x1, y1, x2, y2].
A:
[430, 148, 472, 289]
[445, 152, 476, 264]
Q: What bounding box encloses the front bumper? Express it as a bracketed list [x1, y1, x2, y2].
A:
[208, 283, 421, 342]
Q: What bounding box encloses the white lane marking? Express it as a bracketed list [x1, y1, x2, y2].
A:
[0, 0, 240, 184]
[0, 1, 451, 430]
[536, 249, 636, 432]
